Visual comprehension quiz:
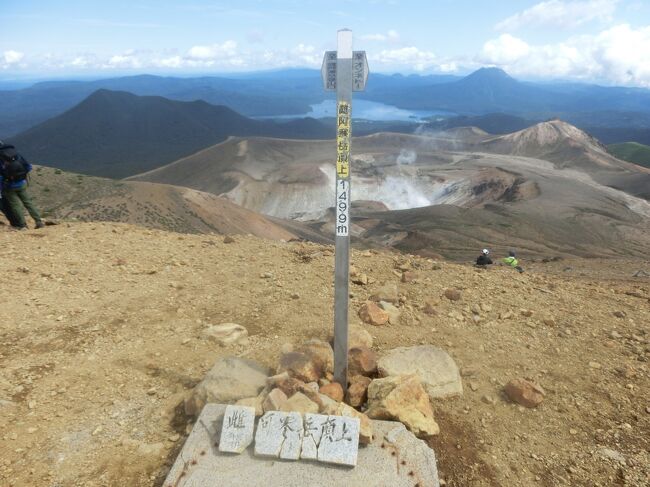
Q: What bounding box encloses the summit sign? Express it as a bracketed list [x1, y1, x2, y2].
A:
[321, 30, 368, 393]
[321, 50, 369, 91]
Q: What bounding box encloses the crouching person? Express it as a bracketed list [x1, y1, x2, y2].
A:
[0, 143, 43, 230]
[502, 250, 524, 273]
[475, 248, 493, 266]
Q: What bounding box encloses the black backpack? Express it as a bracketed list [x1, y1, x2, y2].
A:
[0, 144, 29, 183]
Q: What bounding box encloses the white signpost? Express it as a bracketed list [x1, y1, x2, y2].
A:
[322, 30, 368, 393]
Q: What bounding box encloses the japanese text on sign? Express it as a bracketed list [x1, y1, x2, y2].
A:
[336, 101, 351, 178]
[336, 179, 349, 237]
[352, 51, 368, 91]
[322, 51, 337, 91]
[326, 52, 337, 90]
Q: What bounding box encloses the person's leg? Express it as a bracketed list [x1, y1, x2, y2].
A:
[0, 197, 10, 223]
[16, 187, 42, 225]
[3, 189, 26, 227]
[1, 197, 20, 227]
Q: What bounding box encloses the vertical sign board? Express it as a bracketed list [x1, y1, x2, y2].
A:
[322, 50, 368, 91]
[322, 30, 368, 392]
[322, 51, 337, 91]
[352, 51, 369, 92]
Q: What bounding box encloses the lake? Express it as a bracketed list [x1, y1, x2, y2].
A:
[257, 99, 453, 122]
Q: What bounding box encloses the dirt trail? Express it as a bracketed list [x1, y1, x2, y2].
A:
[0, 222, 648, 486]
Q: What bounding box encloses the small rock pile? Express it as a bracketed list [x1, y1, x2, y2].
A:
[185, 331, 464, 443]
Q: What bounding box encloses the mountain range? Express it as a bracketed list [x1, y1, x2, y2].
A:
[9, 89, 331, 178]
[3, 67, 650, 147]
[8, 112, 648, 261]
[0, 70, 458, 137]
[125, 120, 650, 258]
[371, 68, 650, 115]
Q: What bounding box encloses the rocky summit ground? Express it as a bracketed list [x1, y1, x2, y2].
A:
[0, 222, 648, 487]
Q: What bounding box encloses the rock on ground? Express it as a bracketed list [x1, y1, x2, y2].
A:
[347, 375, 372, 407]
[359, 301, 389, 326]
[366, 374, 439, 438]
[277, 351, 322, 382]
[235, 395, 265, 416]
[348, 346, 378, 377]
[444, 288, 462, 301]
[280, 392, 319, 414]
[351, 273, 369, 285]
[185, 357, 270, 416]
[377, 345, 463, 400]
[379, 301, 401, 324]
[369, 282, 399, 303]
[344, 325, 374, 349]
[298, 339, 334, 376]
[202, 323, 248, 346]
[504, 378, 545, 408]
[319, 382, 344, 402]
[262, 388, 288, 412]
[267, 372, 305, 397]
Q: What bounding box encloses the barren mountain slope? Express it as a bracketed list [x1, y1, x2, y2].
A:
[0, 223, 648, 487]
[22, 166, 297, 240]
[480, 120, 650, 199]
[130, 125, 650, 258]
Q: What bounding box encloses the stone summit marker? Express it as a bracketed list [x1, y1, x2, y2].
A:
[218, 405, 255, 454]
[302, 413, 360, 466]
[254, 411, 304, 460]
[163, 404, 440, 487]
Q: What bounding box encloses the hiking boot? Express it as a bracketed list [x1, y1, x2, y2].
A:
[11, 226, 27, 231]
[35, 221, 45, 229]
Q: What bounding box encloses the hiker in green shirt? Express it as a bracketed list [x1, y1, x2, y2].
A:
[502, 250, 524, 273]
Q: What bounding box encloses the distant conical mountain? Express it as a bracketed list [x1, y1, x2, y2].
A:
[10, 90, 331, 178]
[457, 67, 517, 86]
[375, 67, 561, 113]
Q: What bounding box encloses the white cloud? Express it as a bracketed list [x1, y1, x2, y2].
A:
[173, 41, 246, 68]
[106, 51, 142, 69]
[3, 50, 24, 64]
[438, 62, 459, 73]
[187, 41, 238, 60]
[155, 41, 320, 69]
[7, 20, 650, 87]
[360, 30, 400, 42]
[375, 46, 437, 71]
[481, 34, 531, 64]
[480, 24, 650, 87]
[496, 0, 620, 30]
[591, 24, 650, 85]
[70, 56, 90, 67]
[14, 40, 326, 73]
[155, 56, 184, 69]
[290, 44, 319, 65]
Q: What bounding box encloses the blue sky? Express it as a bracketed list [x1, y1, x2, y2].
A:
[2, 0, 650, 86]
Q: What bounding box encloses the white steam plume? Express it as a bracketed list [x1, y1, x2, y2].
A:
[380, 176, 431, 210]
[396, 149, 417, 165]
